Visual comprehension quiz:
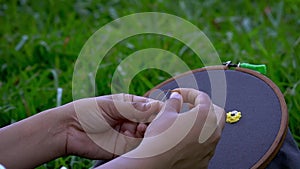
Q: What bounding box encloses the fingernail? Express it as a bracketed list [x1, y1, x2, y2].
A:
[145, 102, 151, 109]
[170, 92, 182, 100]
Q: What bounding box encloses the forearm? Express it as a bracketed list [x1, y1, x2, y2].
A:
[96, 146, 166, 169]
[96, 155, 158, 169]
[0, 106, 69, 168]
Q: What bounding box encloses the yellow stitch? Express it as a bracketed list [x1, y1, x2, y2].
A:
[226, 110, 242, 124]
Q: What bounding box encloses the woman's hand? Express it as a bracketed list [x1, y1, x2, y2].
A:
[63, 94, 163, 160]
[99, 88, 225, 169]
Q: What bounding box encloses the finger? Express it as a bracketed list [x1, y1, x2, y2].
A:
[123, 130, 134, 137]
[213, 104, 226, 130]
[177, 100, 214, 143]
[136, 123, 147, 138]
[113, 100, 162, 123]
[133, 100, 163, 112]
[137, 123, 147, 133]
[177, 90, 225, 144]
[120, 122, 138, 135]
[153, 91, 183, 121]
[109, 93, 161, 103]
[197, 104, 219, 143]
[120, 123, 146, 138]
[109, 93, 164, 122]
[198, 105, 225, 143]
[172, 88, 211, 106]
[178, 104, 208, 134]
[164, 92, 183, 113]
[120, 122, 147, 138]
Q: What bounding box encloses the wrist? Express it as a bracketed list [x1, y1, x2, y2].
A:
[42, 106, 73, 157]
[51, 102, 80, 156]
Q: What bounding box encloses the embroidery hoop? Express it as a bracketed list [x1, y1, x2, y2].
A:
[144, 66, 288, 169]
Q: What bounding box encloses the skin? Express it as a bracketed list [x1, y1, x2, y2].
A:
[99, 88, 225, 169]
[0, 88, 225, 169]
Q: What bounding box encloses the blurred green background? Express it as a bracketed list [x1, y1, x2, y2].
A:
[1, 0, 299, 168]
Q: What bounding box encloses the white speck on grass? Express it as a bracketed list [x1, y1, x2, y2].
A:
[226, 32, 233, 41]
[15, 35, 29, 51]
[56, 87, 63, 107]
[242, 17, 251, 32]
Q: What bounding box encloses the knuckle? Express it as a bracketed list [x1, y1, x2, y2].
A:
[199, 91, 210, 100]
[195, 92, 212, 106]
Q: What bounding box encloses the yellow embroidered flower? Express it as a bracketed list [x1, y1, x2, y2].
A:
[226, 110, 242, 123]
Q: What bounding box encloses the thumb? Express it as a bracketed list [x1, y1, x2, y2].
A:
[145, 92, 183, 137]
[165, 91, 183, 113]
[154, 92, 183, 121]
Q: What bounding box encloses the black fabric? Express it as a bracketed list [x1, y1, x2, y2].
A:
[153, 70, 282, 168]
[266, 129, 300, 169]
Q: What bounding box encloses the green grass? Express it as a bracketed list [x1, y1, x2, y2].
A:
[1, 0, 300, 168]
